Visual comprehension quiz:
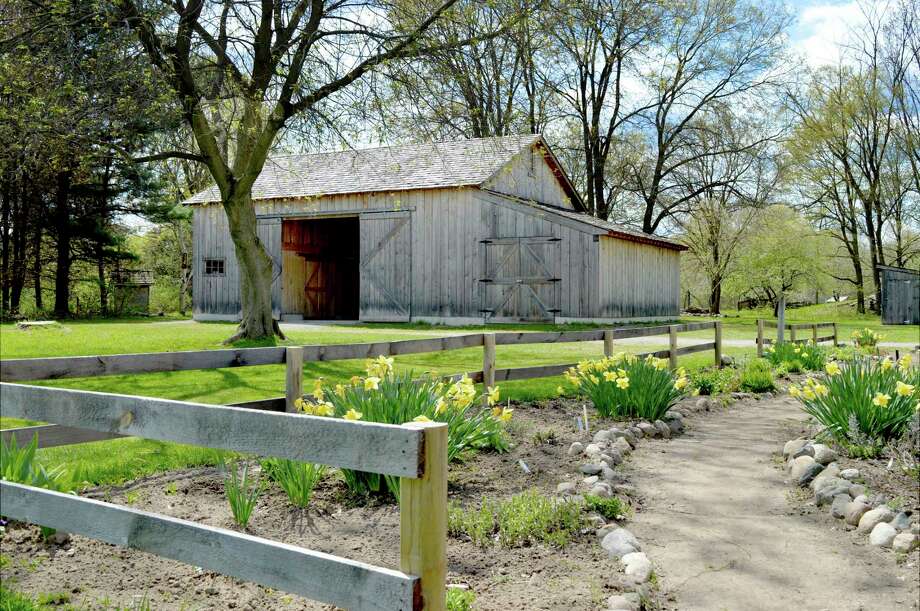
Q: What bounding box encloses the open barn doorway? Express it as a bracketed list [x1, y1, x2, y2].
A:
[281, 217, 359, 320]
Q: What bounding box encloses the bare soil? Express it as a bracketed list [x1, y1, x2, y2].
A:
[0, 399, 627, 611]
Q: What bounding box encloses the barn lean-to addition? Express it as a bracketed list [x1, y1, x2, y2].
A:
[185, 135, 685, 324]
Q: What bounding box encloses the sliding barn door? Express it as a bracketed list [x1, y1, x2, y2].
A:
[359, 212, 412, 322]
[480, 236, 560, 322]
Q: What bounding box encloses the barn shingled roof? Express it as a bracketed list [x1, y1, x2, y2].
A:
[183, 134, 551, 204]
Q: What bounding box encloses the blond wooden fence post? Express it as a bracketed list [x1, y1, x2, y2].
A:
[285, 346, 304, 413]
[812, 324, 818, 344]
[756, 319, 764, 357]
[790, 326, 796, 344]
[777, 297, 785, 343]
[668, 325, 678, 370]
[714, 321, 723, 368]
[400, 422, 448, 611]
[603, 329, 614, 357]
[482, 334, 496, 405]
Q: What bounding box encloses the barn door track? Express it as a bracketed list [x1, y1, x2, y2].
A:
[625, 396, 918, 610]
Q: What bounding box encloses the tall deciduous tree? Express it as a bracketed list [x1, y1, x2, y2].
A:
[112, 0, 474, 341]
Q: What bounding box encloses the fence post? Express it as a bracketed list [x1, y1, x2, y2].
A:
[482, 334, 496, 405]
[401, 422, 448, 611]
[756, 319, 764, 357]
[812, 324, 818, 344]
[714, 321, 723, 368]
[790, 326, 796, 344]
[832, 322, 838, 346]
[603, 329, 614, 357]
[668, 325, 678, 370]
[777, 296, 785, 343]
[285, 346, 304, 413]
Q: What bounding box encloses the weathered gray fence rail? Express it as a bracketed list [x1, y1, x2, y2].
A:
[0, 383, 447, 611]
[756, 320, 837, 357]
[1, 322, 722, 447]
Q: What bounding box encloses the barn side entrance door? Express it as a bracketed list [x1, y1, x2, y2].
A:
[359, 211, 412, 322]
[479, 236, 560, 322]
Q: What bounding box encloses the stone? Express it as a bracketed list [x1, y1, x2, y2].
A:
[612, 437, 632, 456]
[628, 426, 643, 438]
[893, 533, 919, 553]
[809, 464, 840, 492]
[602, 450, 624, 467]
[869, 522, 898, 547]
[637, 422, 657, 438]
[586, 513, 606, 528]
[890, 511, 913, 532]
[816, 481, 852, 506]
[848, 484, 867, 499]
[611, 429, 638, 448]
[621, 552, 653, 583]
[582, 475, 599, 486]
[601, 467, 626, 483]
[839, 468, 860, 480]
[852, 494, 869, 505]
[601, 528, 640, 559]
[857, 506, 895, 534]
[580, 463, 604, 475]
[667, 419, 684, 435]
[556, 482, 577, 495]
[653, 420, 671, 439]
[811, 444, 838, 465]
[606, 593, 640, 611]
[792, 445, 815, 459]
[830, 494, 851, 519]
[761, 391, 773, 399]
[594, 430, 613, 443]
[797, 463, 825, 487]
[613, 484, 636, 496]
[589, 484, 614, 498]
[567, 442, 585, 456]
[664, 410, 684, 421]
[585, 443, 603, 456]
[596, 525, 617, 539]
[844, 501, 871, 526]
[783, 438, 810, 460]
[789, 455, 816, 480]
[48, 531, 70, 545]
[695, 397, 712, 411]
[721, 355, 735, 367]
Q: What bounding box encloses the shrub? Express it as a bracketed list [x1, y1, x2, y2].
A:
[304, 356, 510, 498]
[851, 328, 881, 348]
[791, 355, 919, 455]
[446, 588, 476, 611]
[448, 490, 586, 548]
[223, 461, 263, 527]
[764, 341, 828, 371]
[261, 458, 326, 508]
[690, 367, 739, 395]
[583, 494, 628, 521]
[739, 358, 775, 392]
[564, 353, 687, 420]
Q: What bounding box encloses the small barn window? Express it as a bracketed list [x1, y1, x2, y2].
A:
[204, 258, 225, 276]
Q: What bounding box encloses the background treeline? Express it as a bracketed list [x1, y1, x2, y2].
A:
[0, 0, 917, 319]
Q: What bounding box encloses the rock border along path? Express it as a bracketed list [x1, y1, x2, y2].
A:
[623, 395, 918, 611]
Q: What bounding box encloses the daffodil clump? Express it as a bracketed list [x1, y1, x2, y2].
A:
[564, 353, 687, 421]
[790, 354, 919, 453]
[851, 327, 882, 349]
[763, 340, 829, 371]
[296, 356, 510, 498]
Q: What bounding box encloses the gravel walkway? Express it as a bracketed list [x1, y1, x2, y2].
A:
[624, 396, 919, 610]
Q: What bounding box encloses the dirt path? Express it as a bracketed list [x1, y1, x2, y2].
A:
[625, 396, 918, 611]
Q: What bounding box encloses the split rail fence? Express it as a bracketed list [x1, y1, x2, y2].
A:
[756, 320, 838, 357]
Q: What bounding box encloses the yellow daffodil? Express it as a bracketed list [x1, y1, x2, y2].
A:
[314, 402, 335, 417]
[487, 386, 501, 406]
[881, 358, 893, 372]
[653, 358, 668, 371]
[802, 387, 816, 400]
[412, 415, 432, 423]
[492, 406, 502, 418]
[676, 367, 687, 378]
[617, 368, 627, 378]
[793, 347, 801, 354]
[364, 376, 380, 391]
[825, 362, 841, 376]
[498, 407, 513, 423]
[674, 376, 689, 391]
[898, 354, 912, 371]
[872, 392, 890, 407]
[616, 377, 630, 390]
[896, 381, 915, 397]
[588, 375, 599, 384]
[603, 371, 617, 382]
[802, 352, 809, 358]
[334, 384, 346, 398]
[344, 408, 363, 421]
[349, 375, 362, 386]
[813, 383, 829, 397]
[294, 397, 306, 411]
[556, 386, 565, 396]
[789, 385, 800, 397]
[434, 397, 447, 415]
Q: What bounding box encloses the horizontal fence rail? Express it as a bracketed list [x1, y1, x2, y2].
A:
[0, 482, 419, 611]
[0, 384, 447, 610]
[756, 320, 837, 357]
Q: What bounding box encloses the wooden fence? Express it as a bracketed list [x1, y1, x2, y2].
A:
[0, 383, 447, 611]
[756, 320, 837, 357]
[2, 322, 722, 448]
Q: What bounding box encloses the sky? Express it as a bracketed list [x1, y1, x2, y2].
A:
[788, 0, 882, 67]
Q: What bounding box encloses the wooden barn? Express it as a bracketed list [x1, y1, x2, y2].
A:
[878, 265, 920, 325]
[185, 135, 685, 323]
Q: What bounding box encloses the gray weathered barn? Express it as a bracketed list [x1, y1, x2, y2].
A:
[878, 265, 920, 325]
[186, 135, 684, 323]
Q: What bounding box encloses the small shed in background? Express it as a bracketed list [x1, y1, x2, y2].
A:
[112, 269, 154, 314]
[878, 265, 920, 325]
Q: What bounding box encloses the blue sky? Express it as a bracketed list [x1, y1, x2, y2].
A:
[787, 0, 883, 67]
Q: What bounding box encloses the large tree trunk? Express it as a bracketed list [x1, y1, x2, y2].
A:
[1, 179, 10, 314]
[222, 193, 284, 342]
[53, 171, 72, 318]
[708, 274, 722, 315]
[97, 251, 108, 316]
[32, 224, 43, 311]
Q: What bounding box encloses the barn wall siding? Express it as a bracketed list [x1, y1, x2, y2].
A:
[482, 145, 574, 209]
[191, 188, 679, 322]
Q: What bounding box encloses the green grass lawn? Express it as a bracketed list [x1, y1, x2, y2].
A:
[2, 308, 913, 488]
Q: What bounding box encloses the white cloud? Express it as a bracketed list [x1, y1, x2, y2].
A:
[791, 0, 870, 67]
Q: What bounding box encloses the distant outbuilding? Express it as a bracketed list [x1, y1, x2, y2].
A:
[878, 265, 920, 325]
[184, 135, 685, 323]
